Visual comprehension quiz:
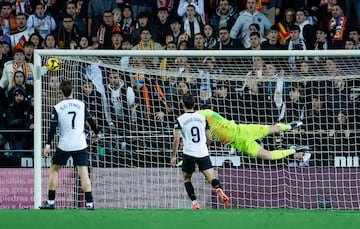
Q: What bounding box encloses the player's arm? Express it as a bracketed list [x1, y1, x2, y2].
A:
[44, 108, 58, 157]
[171, 120, 181, 167]
[205, 121, 212, 146]
[85, 107, 99, 142]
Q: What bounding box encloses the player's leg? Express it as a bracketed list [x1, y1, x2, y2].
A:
[243, 140, 311, 162]
[74, 149, 95, 210]
[182, 154, 199, 209]
[40, 149, 70, 209]
[199, 156, 230, 206]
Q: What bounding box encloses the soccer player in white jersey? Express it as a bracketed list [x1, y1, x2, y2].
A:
[40, 80, 99, 210]
[171, 93, 230, 209]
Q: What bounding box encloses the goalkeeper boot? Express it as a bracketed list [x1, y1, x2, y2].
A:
[191, 200, 200, 210]
[215, 188, 231, 207]
[86, 203, 95, 210]
[39, 201, 55, 210]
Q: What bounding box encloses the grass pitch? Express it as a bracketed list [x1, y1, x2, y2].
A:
[1, 209, 359, 229]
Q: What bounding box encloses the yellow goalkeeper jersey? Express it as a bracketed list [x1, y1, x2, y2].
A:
[196, 109, 237, 145]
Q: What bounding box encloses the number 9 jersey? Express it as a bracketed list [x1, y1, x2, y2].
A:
[174, 112, 209, 158]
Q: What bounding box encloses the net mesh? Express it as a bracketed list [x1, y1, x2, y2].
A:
[39, 52, 360, 209]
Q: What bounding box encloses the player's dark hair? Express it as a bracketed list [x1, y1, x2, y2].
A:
[182, 92, 195, 109]
[60, 80, 73, 97]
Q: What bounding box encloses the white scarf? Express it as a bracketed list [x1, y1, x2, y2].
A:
[183, 18, 200, 38]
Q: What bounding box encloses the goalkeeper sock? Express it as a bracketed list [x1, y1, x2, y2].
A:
[48, 190, 56, 203]
[211, 179, 222, 189]
[275, 123, 291, 131]
[184, 182, 196, 201]
[270, 149, 294, 160]
[85, 192, 93, 203]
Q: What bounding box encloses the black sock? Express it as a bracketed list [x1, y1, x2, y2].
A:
[48, 190, 56, 201]
[85, 192, 93, 203]
[211, 179, 221, 189]
[184, 182, 196, 201]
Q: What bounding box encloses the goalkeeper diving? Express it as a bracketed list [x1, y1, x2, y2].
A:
[196, 109, 311, 162]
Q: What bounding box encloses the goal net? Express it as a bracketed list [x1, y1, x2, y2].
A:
[34, 50, 360, 209]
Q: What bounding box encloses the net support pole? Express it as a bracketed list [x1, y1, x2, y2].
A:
[33, 52, 42, 209]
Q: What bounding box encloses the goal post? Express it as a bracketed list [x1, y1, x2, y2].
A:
[33, 49, 360, 209]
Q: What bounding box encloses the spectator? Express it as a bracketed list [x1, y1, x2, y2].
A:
[327, 78, 353, 117]
[43, 33, 57, 49]
[132, 27, 164, 66]
[329, 109, 353, 140]
[7, 70, 33, 105]
[209, 0, 238, 35]
[0, 2, 17, 35]
[92, 10, 121, 49]
[287, 25, 307, 72]
[347, 26, 360, 49]
[183, 5, 204, 48]
[111, 31, 123, 49]
[27, 3, 57, 39]
[64, 1, 87, 35]
[261, 25, 285, 50]
[1, 41, 12, 58]
[304, 95, 331, 154]
[112, 8, 122, 27]
[327, 3, 350, 49]
[132, 12, 152, 46]
[29, 32, 43, 49]
[23, 41, 34, 64]
[104, 70, 135, 130]
[344, 37, 357, 49]
[0, 41, 11, 76]
[249, 23, 266, 43]
[203, 24, 217, 49]
[248, 31, 262, 50]
[294, 8, 316, 49]
[77, 35, 93, 49]
[230, 0, 271, 48]
[120, 39, 133, 68]
[197, 56, 220, 106]
[56, 15, 81, 49]
[87, 0, 117, 38]
[7, 12, 35, 50]
[213, 27, 243, 50]
[1, 49, 46, 92]
[80, 79, 107, 129]
[153, 7, 172, 46]
[165, 17, 184, 47]
[6, 87, 32, 155]
[325, 58, 342, 76]
[276, 8, 295, 45]
[212, 83, 233, 120]
[314, 27, 329, 50]
[177, 0, 205, 24]
[119, 3, 137, 43]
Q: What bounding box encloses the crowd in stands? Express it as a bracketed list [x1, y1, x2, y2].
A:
[0, 0, 360, 167]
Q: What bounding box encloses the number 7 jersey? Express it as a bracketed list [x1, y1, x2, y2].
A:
[174, 112, 209, 158]
[52, 98, 89, 151]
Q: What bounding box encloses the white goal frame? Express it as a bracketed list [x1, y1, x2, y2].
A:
[33, 49, 360, 209]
